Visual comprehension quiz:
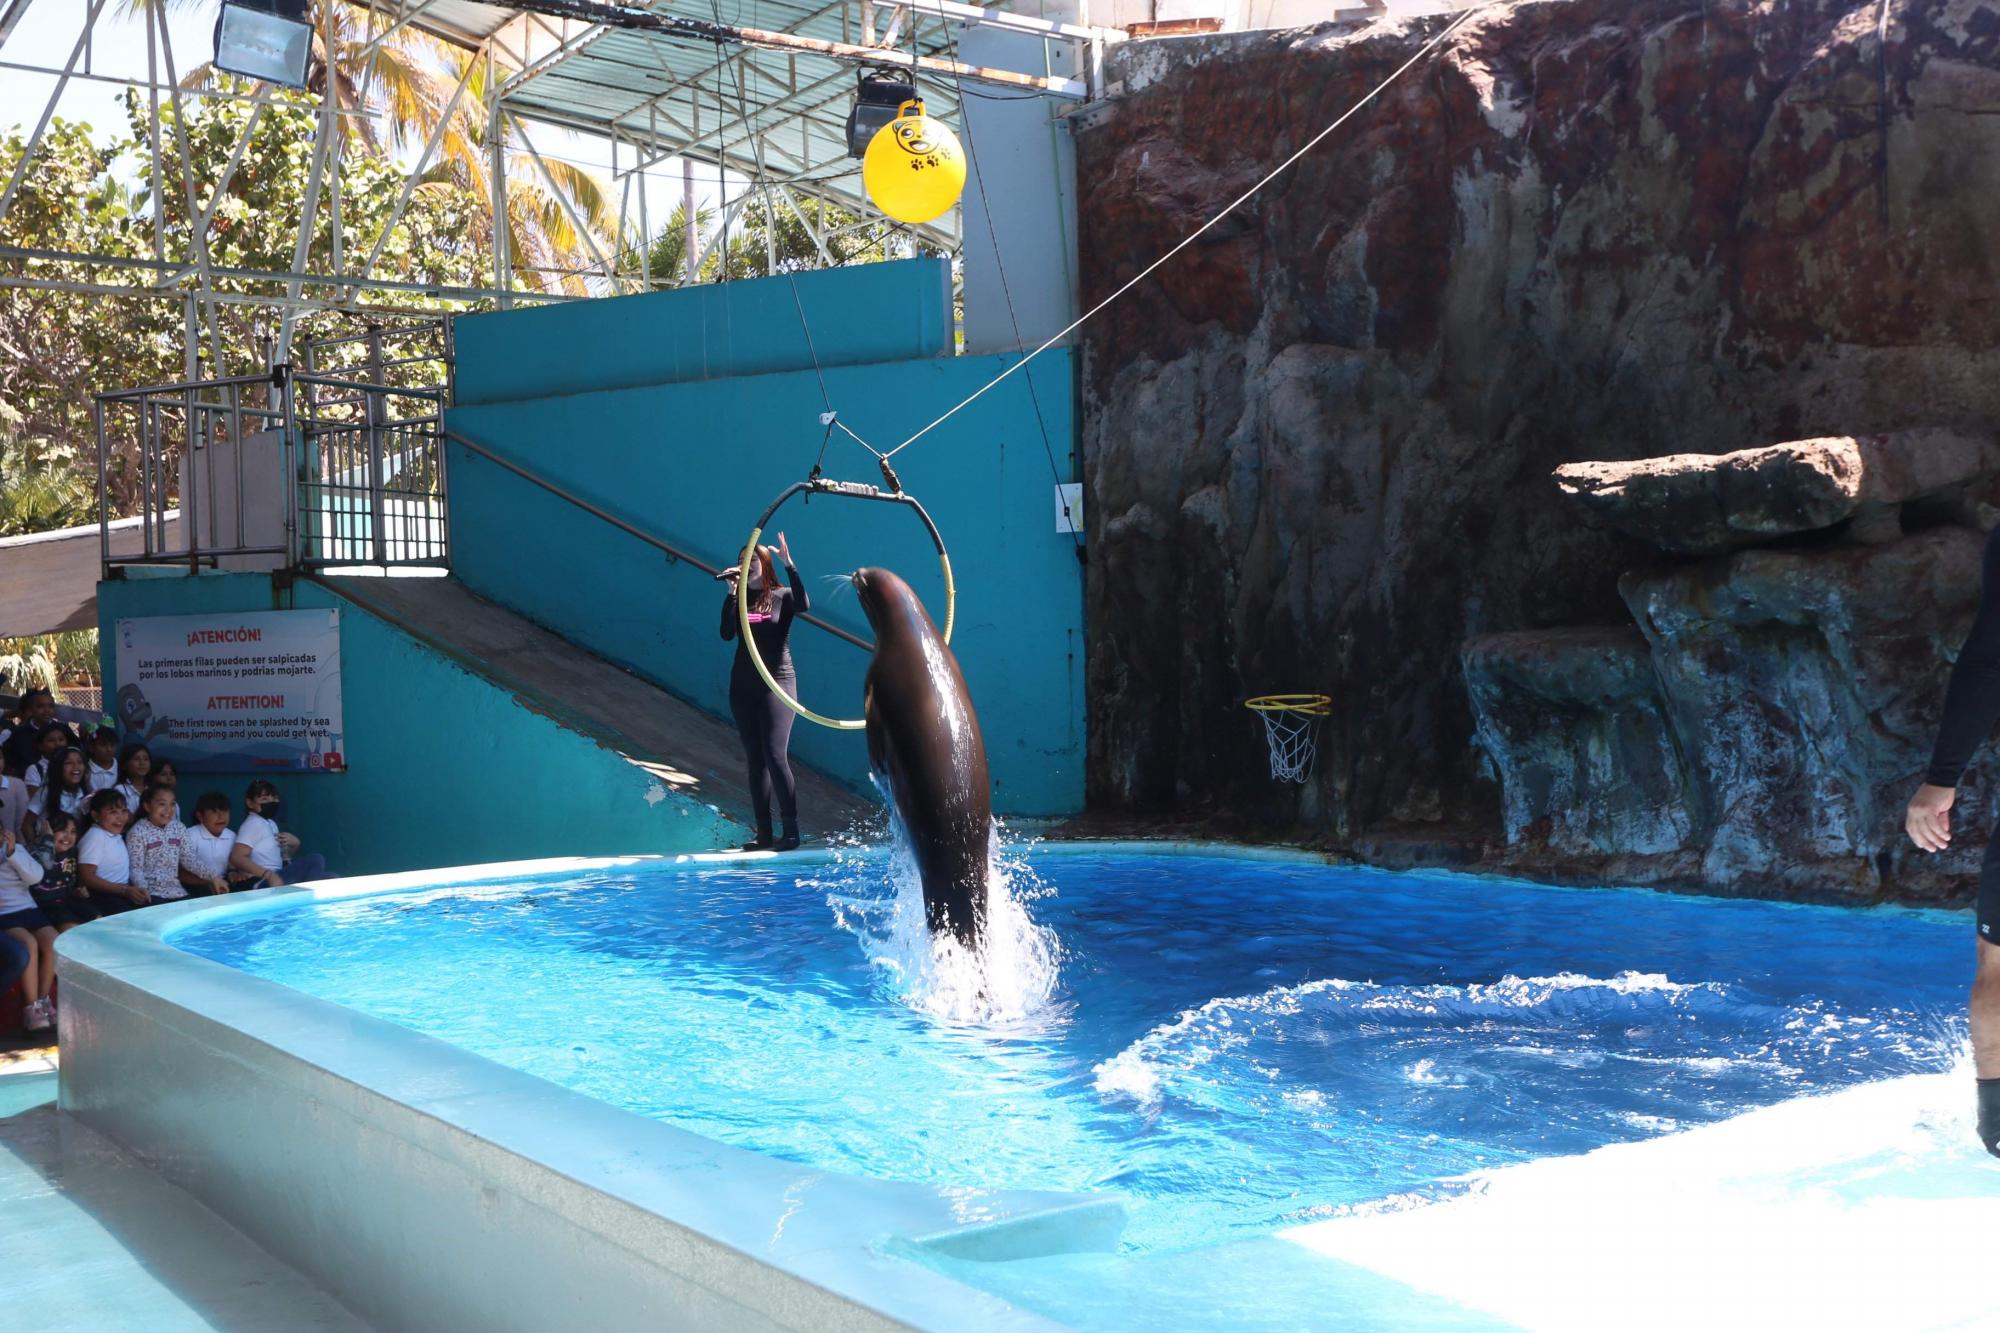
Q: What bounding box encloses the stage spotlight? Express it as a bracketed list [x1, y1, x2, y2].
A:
[213, 0, 313, 89]
[845, 70, 917, 159]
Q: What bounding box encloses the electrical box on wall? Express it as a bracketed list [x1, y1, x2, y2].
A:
[1055, 483, 1084, 535]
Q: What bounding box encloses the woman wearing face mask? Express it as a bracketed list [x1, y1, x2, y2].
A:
[720, 531, 809, 851]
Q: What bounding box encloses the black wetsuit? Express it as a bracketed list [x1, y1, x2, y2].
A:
[721, 564, 809, 843]
[1928, 528, 2000, 943]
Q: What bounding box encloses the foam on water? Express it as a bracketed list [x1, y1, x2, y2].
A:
[813, 814, 1063, 1026]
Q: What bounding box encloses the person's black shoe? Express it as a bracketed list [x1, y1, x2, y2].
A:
[1979, 1078, 2000, 1158]
[739, 837, 777, 852]
[772, 833, 802, 852]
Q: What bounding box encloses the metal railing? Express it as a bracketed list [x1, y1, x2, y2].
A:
[95, 372, 293, 575]
[96, 318, 454, 577]
[294, 374, 449, 568]
[445, 427, 873, 652]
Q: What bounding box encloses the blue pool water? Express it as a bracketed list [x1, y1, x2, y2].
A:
[172, 845, 1971, 1323]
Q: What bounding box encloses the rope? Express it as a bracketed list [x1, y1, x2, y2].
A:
[882, 4, 1490, 460]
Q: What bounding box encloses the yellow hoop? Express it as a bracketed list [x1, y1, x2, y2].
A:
[737, 479, 956, 732]
[1244, 693, 1332, 716]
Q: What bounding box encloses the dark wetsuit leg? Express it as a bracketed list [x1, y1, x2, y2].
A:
[731, 682, 775, 840]
[763, 676, 799, 837]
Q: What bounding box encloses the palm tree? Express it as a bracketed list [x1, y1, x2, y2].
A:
[123, 0, 615, 295]
[422, 51, 618, 298]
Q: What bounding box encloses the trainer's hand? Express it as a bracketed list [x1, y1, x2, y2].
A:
[1906, 783, 1956, 853]
[777, 530, 793, 566]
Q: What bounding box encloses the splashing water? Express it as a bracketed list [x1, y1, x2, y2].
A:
[811, 813, 1063, 1026]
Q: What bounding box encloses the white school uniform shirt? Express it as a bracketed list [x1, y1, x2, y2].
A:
[22, 757, 47, 806]
[87, 760, 118, 793]
[180, 824, 236, 881]
[0, 843, 42, 914]
[236, 812, 283, 873]
[79, 825, 131, 888]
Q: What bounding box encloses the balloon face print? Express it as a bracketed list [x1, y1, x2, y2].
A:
[862, 100, 967, 225]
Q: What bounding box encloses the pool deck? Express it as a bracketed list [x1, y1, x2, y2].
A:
[0, 1052, 370, 1331]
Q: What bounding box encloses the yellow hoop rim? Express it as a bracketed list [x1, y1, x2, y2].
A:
[737, 481, 955, 732]
[1245, 693, 1332, 716]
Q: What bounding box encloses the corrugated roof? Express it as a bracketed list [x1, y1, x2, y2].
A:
[426, 3, 975, 243]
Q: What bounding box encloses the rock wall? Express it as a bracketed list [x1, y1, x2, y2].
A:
[1074, 0, 2000, 903]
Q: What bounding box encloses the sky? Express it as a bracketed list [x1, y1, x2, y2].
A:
[0, 1, 745, 263]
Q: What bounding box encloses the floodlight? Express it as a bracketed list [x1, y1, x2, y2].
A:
[845, 70, 918, 158]
[214, 0, 313, 90]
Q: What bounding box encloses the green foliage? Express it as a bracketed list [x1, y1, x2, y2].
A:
[627, 192, 946, 287]
[0, 641, 58, 699]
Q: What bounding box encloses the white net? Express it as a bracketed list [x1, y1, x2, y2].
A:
[1257, 708, 1323, 783]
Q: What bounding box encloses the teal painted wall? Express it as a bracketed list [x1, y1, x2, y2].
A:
[443, 266, 1083, 815]
[97, 572, 744, 876]
[454, 258, 954, 406]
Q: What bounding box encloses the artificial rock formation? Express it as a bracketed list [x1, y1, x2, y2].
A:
[1075, 0, 2000, 903]
[1554, 431, 2000, 555]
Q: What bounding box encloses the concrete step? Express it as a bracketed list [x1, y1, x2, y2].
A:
[313, 574, 877, 837]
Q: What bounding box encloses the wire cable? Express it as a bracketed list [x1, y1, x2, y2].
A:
[882, 4, 1490, 460]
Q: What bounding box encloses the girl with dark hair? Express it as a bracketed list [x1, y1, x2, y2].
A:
[42, 748, 90, 829]
[79, 788, 146, 913]
[113, 742, 153, 813]
[31, 813, 95, 930]
[720, 531, 809, 851]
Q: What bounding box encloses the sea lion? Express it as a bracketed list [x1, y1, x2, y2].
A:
[851, 567, 990, 948]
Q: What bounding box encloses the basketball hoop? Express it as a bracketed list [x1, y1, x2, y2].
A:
[1245, 694, 1331, 783]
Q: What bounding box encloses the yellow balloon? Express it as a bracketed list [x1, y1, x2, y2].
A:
[862, 100, 967, 226]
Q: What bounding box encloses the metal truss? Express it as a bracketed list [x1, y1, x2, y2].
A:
[0, 0, 1117, 377]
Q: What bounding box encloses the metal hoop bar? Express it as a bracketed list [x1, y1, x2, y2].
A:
[1245, 693, 1332, 715]
[737, 477, 957, 731]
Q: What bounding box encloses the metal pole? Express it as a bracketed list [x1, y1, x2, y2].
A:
[94, 397, 110, 578]
[683, 156, 697, 285]
[489, 49, 513, 307]
[0, 0, 111, 230]
[185, 385, 201, 573]
[368, 329, 387, 565]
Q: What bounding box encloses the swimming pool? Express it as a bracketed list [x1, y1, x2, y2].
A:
[157, 841, 1974, 1329]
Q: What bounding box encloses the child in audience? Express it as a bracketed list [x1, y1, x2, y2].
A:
[113, 743, 153, 812]
[21, 724, 66, 815]
[231, 780, 325, 886]
[178, 792, 236, 896]
[151, 757, 183, 822]
[39, 748, 90, 832]
[0, 752, 25, 841]
[31, 813, 95, 929]
[126, 783, 188, 905]
[0, 824, 56, 1032]
[86, 727, 119, 793]
[79, 789, 146, 913]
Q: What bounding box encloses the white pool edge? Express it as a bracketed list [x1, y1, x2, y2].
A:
[56, 848, 1153, 1333]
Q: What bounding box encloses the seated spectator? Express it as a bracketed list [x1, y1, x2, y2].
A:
[34, 747, 91, 842]
[1, 688, 59, 777]
[86, 726, 119, 793]
[31, 813, 95, 930]
[231, 781, 326, 887]
[126, 784, 188, 906]
[178, 792, 238, 896]
[113, 742, 153, 813]
[79, 789, 147, 914]
[0, 750, 27, 840]
[21, 723, 67, 815]
[151, 757, 184, 822]
[0, 824, 56, 1032]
